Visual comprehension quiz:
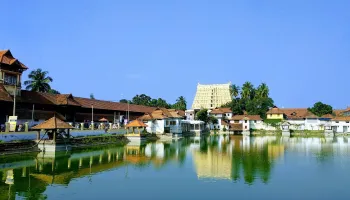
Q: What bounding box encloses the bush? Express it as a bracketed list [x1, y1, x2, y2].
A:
[223, 127, 227, 132]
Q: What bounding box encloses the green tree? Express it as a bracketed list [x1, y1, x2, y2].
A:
[24, 68, 53, 92]
[308, 102, 333, 117]
[208, 115, 218, 124]
[132, 94, 152, 106]
[256, 83, 269, 98]
[172, 96, 187, 111]
[195, 109, 209, 124]
[90, 93, 95, 99]
[120, 99, 129, 103]
[48, 89, 60, 94]
[230, 84, 240, 99]
[150, 98, 171, 108]
[241, 81, 254, 99]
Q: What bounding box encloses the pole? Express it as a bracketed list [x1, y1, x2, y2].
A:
[12, 89, 16, 116]
[127, 102, 129, 121]
[31, 104, 35, 125]
[91, 104, 94, 123]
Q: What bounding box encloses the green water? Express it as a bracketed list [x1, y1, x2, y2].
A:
[1, 135, 350, 200]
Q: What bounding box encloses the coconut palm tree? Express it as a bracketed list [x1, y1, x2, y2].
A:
[24, 69, 53, 92]
[256, 83, 269, 98]
[241, 81, 254, 99]
[172, 96, 187, 110]
[230, 84, 240, 98]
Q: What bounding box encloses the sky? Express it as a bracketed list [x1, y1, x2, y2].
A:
[1, 0, 349, 109]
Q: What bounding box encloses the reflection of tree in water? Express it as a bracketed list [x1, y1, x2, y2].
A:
[229, 138, 275, 184]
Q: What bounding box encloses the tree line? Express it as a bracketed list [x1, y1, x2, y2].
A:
[120, 94, 187, 111]
[222, 82, 274, 119]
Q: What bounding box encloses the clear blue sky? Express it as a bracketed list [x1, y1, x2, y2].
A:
[1, 0, 349, 109]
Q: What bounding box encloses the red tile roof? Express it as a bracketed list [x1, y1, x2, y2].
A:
[231, 115, 262, 121]
[74, 97, 156, 113]
[332, 116, 350, 121]
[0, 50, 28, 69]
[138, 108, 185, 120]
[210, 107, 232, 114]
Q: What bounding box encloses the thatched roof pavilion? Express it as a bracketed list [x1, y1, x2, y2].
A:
[32, 116, 74, 141]
[32, 116, 74, 130]
[125, 120, 147, 135]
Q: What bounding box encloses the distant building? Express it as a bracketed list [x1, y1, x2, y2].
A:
[191, 82, 232, 110]
[209, 107, 232, 130]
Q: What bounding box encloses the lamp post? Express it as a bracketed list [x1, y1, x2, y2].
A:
[12, 88, 16, 116]
[91, 104, 94, 130]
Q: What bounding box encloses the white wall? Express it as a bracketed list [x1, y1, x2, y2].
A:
[332, 121, 350, 133]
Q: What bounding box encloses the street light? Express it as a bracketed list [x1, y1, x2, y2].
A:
[91, 104, 94, 130]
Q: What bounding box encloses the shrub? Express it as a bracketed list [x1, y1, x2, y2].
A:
[223, 127, 227, 132]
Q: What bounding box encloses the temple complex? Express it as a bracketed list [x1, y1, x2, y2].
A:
[191, 82, 232, 110]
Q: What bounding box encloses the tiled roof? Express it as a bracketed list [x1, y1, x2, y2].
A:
[0, 50, 28, 69]
[74, 97, 155, 113]
[0, 83, 12, 101]
[279, 108, 308, 119]
[139, 108, 185, 120]
[332, 116, 350, 121]
[267, 107, 284, 114]
[210, 107, 232, 114]
[221, 120, 229, 126]
[231, 115, 262, 121]
[126, 120, 147, 127]
[18, 90, 81, 106]
[31, 116, 74, 130]
[229, 123, 243, 131]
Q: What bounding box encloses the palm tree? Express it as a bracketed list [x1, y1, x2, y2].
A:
[24, 69, 53, 92]
[256, 83, 269, 98]
[230, 84, 240, 98]
[241, 81, 254, 99]
[173, 96, 187, 110]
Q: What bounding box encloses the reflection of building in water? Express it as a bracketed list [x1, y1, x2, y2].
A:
[193, 135, 285, 183]
[193, 149, 232, 180]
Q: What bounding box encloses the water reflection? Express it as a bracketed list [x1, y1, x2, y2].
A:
[1, 136, 350, 199]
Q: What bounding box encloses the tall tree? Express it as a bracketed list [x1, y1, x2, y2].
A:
[24, 68, 53, 92]
[230, 84, 240, 99]
[256, 83, 269, 98]
[172, 96, 187, 111]
[90, 93, 95, 99]
[241, 81, 254, 99]
[195, 109, 209, 124]
[308, 102, 333, 117]
[132, 94, 152, 106]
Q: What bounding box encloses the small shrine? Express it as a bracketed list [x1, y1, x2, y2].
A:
[125, 120, 148, 142]
[281, 121, 291, 137]
[31, 115, 74, 153]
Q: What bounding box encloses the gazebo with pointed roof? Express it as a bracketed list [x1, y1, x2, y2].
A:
[125, 120, 148, 137]
[32, 115, 74, 141]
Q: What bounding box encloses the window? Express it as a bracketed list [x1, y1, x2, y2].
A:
[270, 114, 272, 117]
[336, 121, 339, 123]
[245, 120, 247, 123]
[245, 126, 247, 129]
[4, 74, 17, 86]
[170, 121, 176, 126]
[254, 120, 257, 123]
[166, 120, 170, 126]
[346, 121, 349, 123]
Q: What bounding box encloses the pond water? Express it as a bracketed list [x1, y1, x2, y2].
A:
[1, 135, 350, 200]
